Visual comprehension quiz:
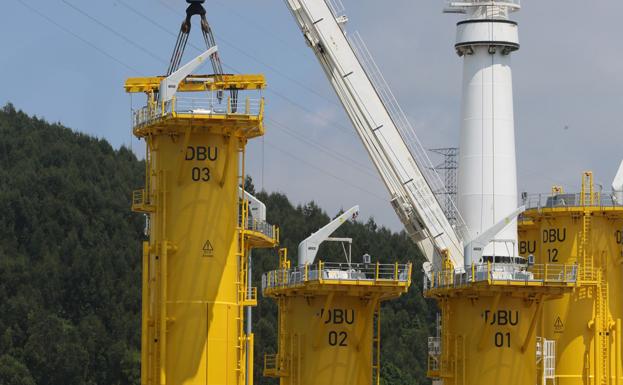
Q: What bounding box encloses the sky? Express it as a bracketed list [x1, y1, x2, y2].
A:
[1, 0, 622, 231]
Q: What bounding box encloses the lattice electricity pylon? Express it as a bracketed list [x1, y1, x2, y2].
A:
[429, 147, 459, 226]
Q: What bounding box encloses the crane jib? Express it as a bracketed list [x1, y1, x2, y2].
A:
[285, 0, 466, 269]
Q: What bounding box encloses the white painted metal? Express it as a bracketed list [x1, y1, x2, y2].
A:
[284, 0, 466, 269]
[240, 188, 267, 221]
[612, 160, 623, 205]
[464, 206, 524, 264]
[159, 47, 218, 102]
[536, 337, 556, 384]
[456, 22, 518, 45]
[448, 1, 521, 264]
[298, 205, 359, 266]
[445, 1, 521, 16]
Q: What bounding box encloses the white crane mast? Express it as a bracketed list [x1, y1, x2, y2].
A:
[283, 0, 466, 269]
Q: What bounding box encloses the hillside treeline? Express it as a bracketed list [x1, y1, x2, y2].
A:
[0, 104, 436, 385]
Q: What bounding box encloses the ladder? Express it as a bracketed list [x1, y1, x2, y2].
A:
[235, 176, 248, 383]
[372, 304, 381, 385]
[596, 269, 610, 385]
[580, 212, 593, 282]
[580, 172, 594, 282]
[455, 335, 465, 385]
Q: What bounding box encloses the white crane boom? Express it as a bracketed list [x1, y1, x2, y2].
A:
[284, 0, 465, 269]
[298, 205, 359, 266]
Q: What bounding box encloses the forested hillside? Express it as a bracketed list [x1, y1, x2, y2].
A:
[0, 104, 436, 385]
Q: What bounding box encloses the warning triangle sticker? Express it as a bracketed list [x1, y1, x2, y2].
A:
[554, 316, 564, 331]
[203, 240, 214, 257]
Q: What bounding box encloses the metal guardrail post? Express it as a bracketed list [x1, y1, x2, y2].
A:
[471, 263, 475, 283]
[545, 264, 549, 283]
[304, 264, 309, 281]
[319, 261, 324, 283]
[487, 262, 492, 284]
[394, 262, 399, 281]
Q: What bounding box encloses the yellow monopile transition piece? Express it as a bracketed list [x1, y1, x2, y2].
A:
[262, 250, 412, 385]
[127, 73, 277, 385]
[519, 172, 623, 385]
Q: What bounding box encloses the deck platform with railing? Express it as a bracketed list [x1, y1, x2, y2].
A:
[522, 192, 623, 212]
[424, 262, 579, 296]
[238, 200, 279, 248]
[131, 189, 154, 213]
[125, 74, 266, 138]
[263, 354, 288, 377]
[262, 261, 412, 297]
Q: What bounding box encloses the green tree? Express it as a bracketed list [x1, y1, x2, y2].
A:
[0, 354, 35, 385]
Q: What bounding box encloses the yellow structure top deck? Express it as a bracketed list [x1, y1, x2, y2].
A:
[424, 262, 578, 298]
[125, 74, 266, 139]
[520, 174, 623, 218]
[125, 74, 266, 93]
[263, 261, 412, 298]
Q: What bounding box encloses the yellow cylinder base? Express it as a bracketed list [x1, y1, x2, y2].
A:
[142, 131, 245, 385]
[436, 293, 540, 385]
[519, 207, 623, 385]
[276, 294, 376, 385]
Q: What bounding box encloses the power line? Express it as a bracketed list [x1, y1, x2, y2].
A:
[266, 118, 377, 178]
[13, 0, 140, 74]
[264, 141, 387, 202]
[117, 0, 356, 138]
[62, 0, 168, 64]
[29, 0, 388, 205]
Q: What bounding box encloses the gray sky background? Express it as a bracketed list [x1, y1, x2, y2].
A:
[1, 0, 622, 231]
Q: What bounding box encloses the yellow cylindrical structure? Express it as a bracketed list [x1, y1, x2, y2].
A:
[278, 295, 376, 385]
[433, 292, 542, 385]
[263, 262, 411, 385]
[146, 132, 242, 385]
[127, 74, 273, 385]
[519, 193, 623, 385]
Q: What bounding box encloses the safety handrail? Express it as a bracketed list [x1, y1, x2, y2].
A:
[424, 263, 578, 291]
[238, 200, 277, 241]
[133, 94, 264, 128]
[522, 192, 620, 210]
[262, 261, 412, 291]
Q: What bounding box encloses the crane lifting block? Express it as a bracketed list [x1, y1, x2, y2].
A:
[125, 74, 266, 93]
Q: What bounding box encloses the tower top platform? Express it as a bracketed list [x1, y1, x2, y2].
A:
[444, 0, 521, 16]
[125, 74, 266, 139]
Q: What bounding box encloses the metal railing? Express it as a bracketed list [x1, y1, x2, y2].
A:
[132, 189, 147, 206]
[238, 202, 277, 241]
[262, 261, 412, 291]
[427, 337, 441, 372]
[243, 216, 276, 240]
[424, 263, 578, 291]
[263, 354, 283, 374]
[242, 287, 257, 303]
[133, 94, 263, 128]
[522, 192, 622, 210]
[325, 0, 345, 17]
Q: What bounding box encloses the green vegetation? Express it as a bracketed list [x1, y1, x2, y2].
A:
[0, 105, 436, 385]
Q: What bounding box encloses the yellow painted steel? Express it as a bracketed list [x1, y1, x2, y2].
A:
[518, 172, 623, 385]
[425, 272, 573, 385]
[128, 75, 277, 385]
[263, 257, 411, 385]
[125, 74, 266, 93]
